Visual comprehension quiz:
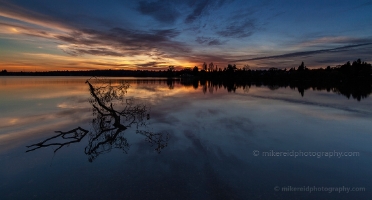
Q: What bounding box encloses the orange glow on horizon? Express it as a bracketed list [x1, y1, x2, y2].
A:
[0, 54, 214, 72]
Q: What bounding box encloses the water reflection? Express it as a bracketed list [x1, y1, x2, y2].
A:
[26, 78, 169, 162]
[182, 79, 372, 101]
[1, 77, 370, 199]
[113, 78, 372, 100]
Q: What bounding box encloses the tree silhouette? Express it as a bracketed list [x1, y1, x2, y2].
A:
[192, 66, 199, 76]
[26, 78, 169, 162]
[298, 62, 306, 71]
[243, 64, 250, 71]
[226, 64, 237, 73]
[202, 62, 207, 71]
[208, 62, 214, 72]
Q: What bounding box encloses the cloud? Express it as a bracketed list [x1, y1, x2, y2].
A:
[136, 61, 166, 68]
[195, 37, 224, 45]
[54, 27, 189, 58]
[216, 18, 256, 38]
[2, 0, 371, 70]
[187, 53, 229, 64]
[184, 0, 231, 24]
[0, 21, 52, 38]
[137, 0, 180, 24]
[184, 0, 210, 24]
[233, 43, 372, 62]
[83, 62, 130, 67]
[0, 1, 71, 31]
[296, 36, 372, 48]
[153, 28, 180, 38]
[139, 0, 233, 25]
[0, 1, 191, 61]
[0, 0, 249, 69]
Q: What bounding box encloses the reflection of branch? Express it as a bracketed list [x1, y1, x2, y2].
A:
[137, 130, 169, 153]
[26, 127, 89, 153]
[85, 127, 129, 162]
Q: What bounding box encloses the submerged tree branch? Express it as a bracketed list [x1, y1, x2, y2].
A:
[26, 78, 168, 162]
[26, 127, 89, 153]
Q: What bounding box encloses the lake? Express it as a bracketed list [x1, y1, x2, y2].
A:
[1, 76, 372, 199]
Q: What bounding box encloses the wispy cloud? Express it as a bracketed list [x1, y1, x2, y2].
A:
[196, 37, 224, 45]
[83, 61, 130, 67]
[296, 36, 372, 48]
[136, 0, 231, 25]
[136, 61, 166, 68]
[0, 1, 190, 59]
[0, 21, 52, 38]
[137, 0, 180, 24]
[216, 18, 256, 38]
[0, 1, 71, 31]
[184, 0, 210, 24]
[233, 43, 372, 62]
[56, 27, 190, 58]
[184, 0, 232, 23]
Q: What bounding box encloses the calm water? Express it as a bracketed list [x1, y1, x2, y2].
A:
[1, 77, 372, 199]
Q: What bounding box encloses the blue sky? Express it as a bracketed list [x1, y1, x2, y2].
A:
[0, 0, 371, 71]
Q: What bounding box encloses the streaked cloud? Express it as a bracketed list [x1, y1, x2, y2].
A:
[233, 43, 372, 62]
[137, 0, 181, 24]
[216, 18, 256, 38]
[296, 36, 372, 48]
[196, 37, 224, 46]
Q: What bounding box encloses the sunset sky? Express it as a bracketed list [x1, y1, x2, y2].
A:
[0, 0, 371, 71]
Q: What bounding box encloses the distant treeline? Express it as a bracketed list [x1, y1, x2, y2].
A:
[1, 59, 371, 85]
[181, 59, 372, 83]
[1, 59, 371, 82]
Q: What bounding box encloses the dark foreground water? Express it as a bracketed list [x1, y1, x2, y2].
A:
[1, 77, 372, 199]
